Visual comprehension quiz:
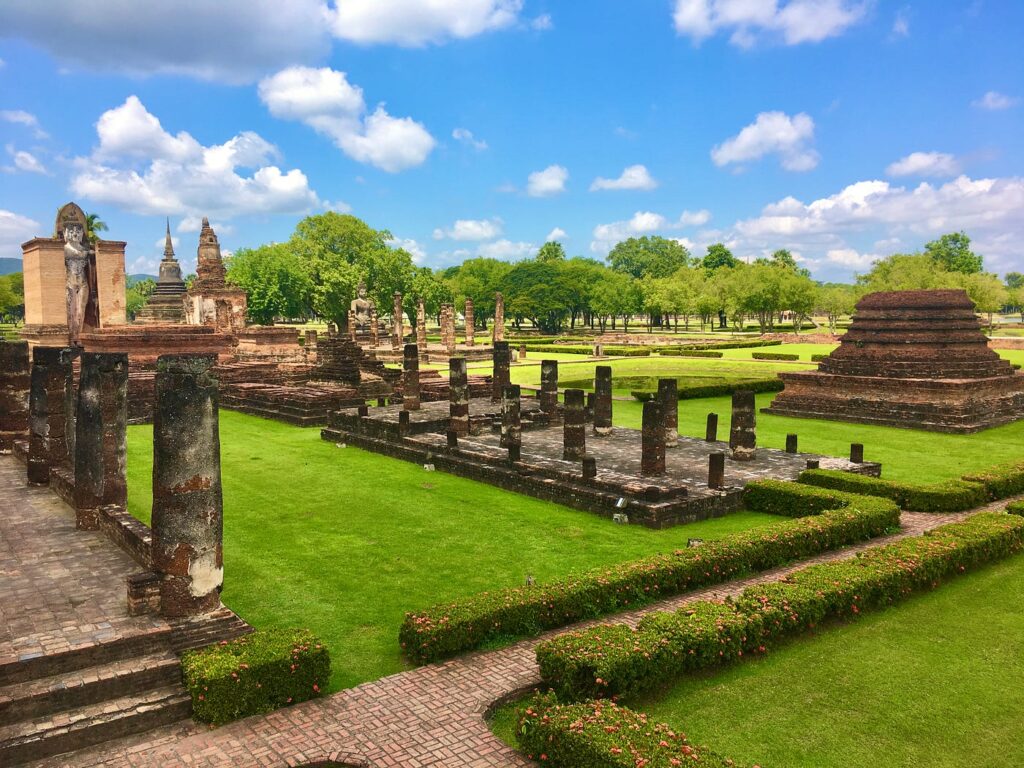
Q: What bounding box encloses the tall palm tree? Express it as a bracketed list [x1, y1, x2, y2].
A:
[84, 212, 108, 243]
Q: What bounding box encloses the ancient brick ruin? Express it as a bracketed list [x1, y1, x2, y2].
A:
[766, 289, 1024, 432]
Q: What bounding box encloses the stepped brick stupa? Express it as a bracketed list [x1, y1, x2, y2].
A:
[765, 289, 1024, 433]
[134, 220, 187, 324]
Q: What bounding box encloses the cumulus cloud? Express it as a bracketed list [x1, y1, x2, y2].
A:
[452, 128, 488, 150]
[531, 14, 553, 31]
[478, 239, 537, 260]
[973, 91, 1019, 111]
[258, 66, 435, 172]
[826, 248, 876, 268]
[589, 164, 658, 191]
[4, 144, 47, 174]
[712, 111, 819, 171]
[892, 7, 910, 37]
[0, 110, 48, 139]
[388, 237, 427, 263]
[673, 0, 868, 47]
[527, 164, 569, 197]
[590, 209, 711, 254]
[886, 151, 960, 178]
[70, 96, 320, 219]
[0, 209, 39, 254]
[328, 0, 523, 46]
[546, 227, 567, 241]
[433, 218, 503, 241]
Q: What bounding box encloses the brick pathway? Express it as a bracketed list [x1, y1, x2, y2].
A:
[9, 453, 1008, 767]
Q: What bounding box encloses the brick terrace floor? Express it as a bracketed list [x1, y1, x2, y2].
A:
[13, 448, 1006, 767]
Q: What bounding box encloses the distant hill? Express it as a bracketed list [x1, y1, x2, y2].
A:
[0, 258, 22, 276]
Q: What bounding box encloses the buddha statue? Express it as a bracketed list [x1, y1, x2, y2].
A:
[64, 221, 92, 345]
[350, 282, 374, 329]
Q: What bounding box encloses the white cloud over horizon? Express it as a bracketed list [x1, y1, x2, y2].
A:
[433, 217, 503, 241]
[712, 111, 820, 171]
[673, 0, 868, 48]
[886, 151, 960, 178]
[0, 209, 39, 255]
[590, 164, 658, 191]
[590, 209, 712, 254]
[527, 164, 569, 197]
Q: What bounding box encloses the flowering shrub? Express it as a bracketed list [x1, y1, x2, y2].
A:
[182, 629, 330, 725]
[536, 512, 1024, 702]
[400, 485, 897, 664]
[962, 460, 1024, 500]
[797, 469, 988, 512]
[516, 692, 741, 768]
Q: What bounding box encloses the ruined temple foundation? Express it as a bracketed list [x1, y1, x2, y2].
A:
[765, 289, 1024, 433]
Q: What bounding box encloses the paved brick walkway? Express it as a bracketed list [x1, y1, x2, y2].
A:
[8, 453, 1007, 768]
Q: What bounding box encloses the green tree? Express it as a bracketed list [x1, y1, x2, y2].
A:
[771, 248, 811, 277]
[536, 241, 566, 262]
[0, 272, 24, 322]
[960, 272, 1008, 329]
[781, 270, 819, 333]
[702, 243, 739, 272]
[817, 284, 856, 333]
[857, 253, 964, 292]
[591, 271, 642, 332]
[125, 277, 155, 320]
[562, 257, 606, 328]
[227, 243, 313, 324]
[501, 259, 575, 333]
[446, 257, 512, 326]
[84, 212, 108, 243]
[925, 231, 983, 274]
[409, 267, 452, 320]
[607, 236, 692, 279]
[1005, 272, 1024, 290]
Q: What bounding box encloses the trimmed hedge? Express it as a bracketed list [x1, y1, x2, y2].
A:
[962, 459, 1024, 500]
[797, 469, 988, 513]
[521, 344, 652, 356]
[751, 351, 800, 360]
[516, 692, 739, 768]
[1008, 501, 1024, 516]
[656, 339, 783, 352]
[182, 629, 330, 725]
[631, 377, 783, 402]
[656, 349, 724, 358]
[399, 483, 897, 664]
[536, 512, 1024, 701]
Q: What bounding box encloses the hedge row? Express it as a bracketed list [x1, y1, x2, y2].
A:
[656, 339, 783, 352]
[398, 483, 897, 664]
[536, 512, 1024, 701]
[751, 351, 800, 360]
[798, 469, 988, 513]
[811, 353, 831, 362]
[1008, 501, 1024, 516]
[521, 344, 652, 356]
[516, 693, 739, 768]
[656, 349, 724, 358]
[182, 629, 330, 725]
[961, 459, 1024, 499]
[630, 377, 784, 402]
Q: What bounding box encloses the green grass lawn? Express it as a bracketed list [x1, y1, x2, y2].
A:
[125, 410, 776, 690]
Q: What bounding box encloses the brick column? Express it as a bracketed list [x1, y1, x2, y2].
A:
[416, 297, 428, 361]
[305, 329, 317, 348]
[449, 357, 469, 436]
[785, 433, 798, 453]
[403, 344, 420, 411]
[705, 413, 718, 441]
[347, 311, 357, 341]
[708, 452, 725, 489]
[492, 341, 511, 403]
[729, 390, 756, 461]
[370, 306, 379, 346]
[593, 365, 613, 435]
[392, 291, 403, 351]
[493, 292, 505, 342]
[151, 355, 223, 617]
[441, 304, 455, 355]
[540, 359, 559, 414]
[658, 378, 678, 447]
[0, 340, 30, 453]
[465, 298, 475, 346]
[27, 346, 76, 486]
[500, 384, 521, 450]
[562, 388, 586, 460]
[73, 353, 128, 530]
[641, 399, 666, 476]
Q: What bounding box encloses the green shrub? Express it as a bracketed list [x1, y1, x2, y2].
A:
[521, 344, 651, 356]
[536, 512, 1024, 701]
[1007, 501, 1024, 516]
[811, 353, 831, 362]
[182, 629, 330, 725]
[516, 692, 738, 768]
[751, 351, 800, 360]
[655, 339, 782, 353]
[630, 377, 783, 401]
[399, 486, 897, 664]
[962, 460, 1024, 500]
[797, 469, 988, 512]
[656, 349, 724, 358]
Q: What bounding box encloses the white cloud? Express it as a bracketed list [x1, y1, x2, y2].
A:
[590, 208, 713, 254]
[527, 164, 569, 197]
[452, 128, 488, 150]
[886, 151, 960, 178]
[826, 248, 876, 268]
[673, 0, 867, 47]
[546, 227, 567, 241]
[4, 144, 47, 174]
[70, 96, 320, 219]
[154, 235, 181, 251]
[323, 200, 353, 213]
[531, 14, 553, 31]
[258, 66, 435, 172]
[589, 164, 658, 191]
[328, 0, 523, 46]
[712, 111, 819, 171]
[388, 237, 427, 264]
[679, 209, 712, 226]
[478, 239, 537, 260]
[433, 218, 503, 241]
[0, 209, 39, 255]
[0, 110, 48, 139]
[892, 7, 910, 37]
[973, 91, 1019, 111]
[177, 216, 234, 235]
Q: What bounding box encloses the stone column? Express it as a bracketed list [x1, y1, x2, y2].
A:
[708, 452, 725, 489]
[347, 311, 357, 341]
[151, 355, 223, 617]
[416, 297, 428, 361]
[729, 390, 756, 461]
[641, 399, 666, 476]
[449, 357, 469, 436]
[403, 344, 420, 411]
[465, 298, 475, 346]
[0, 340, 30, 453]
[441, 303, 456, 355]
[492, 341, 511, 403]
[27, 346, 75, 485]
[540, 359, 559, 414]
[73, 353, 128, 530]
[658, 378, 678, 447]
[500, 384, 521, 450]
[370, 307, 379, 346]
[850, 443, 864, 463]
[705, 413, 718, 442]
[493, 292, 505, 342]
[305, 329, 317, 348]
[785, 434, 798, 453]
[562, 388, 586, 460]
[593, 365, 613, 435]
[392, 291, 403, 351]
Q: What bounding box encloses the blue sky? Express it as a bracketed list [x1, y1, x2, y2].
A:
[1, 1, 1022, 281]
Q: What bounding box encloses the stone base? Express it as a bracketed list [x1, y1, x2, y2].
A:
[765, 370, 1024, 433]
[233, 326, 307, 363]
[79, 325, 234, 365]
[221, 382, 363, 426]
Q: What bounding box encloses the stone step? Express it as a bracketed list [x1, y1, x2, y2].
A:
[0, 685, 191, 766]
[0, 652, 181, 727]
[168, 607, 253, 653]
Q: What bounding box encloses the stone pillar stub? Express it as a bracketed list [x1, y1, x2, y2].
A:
[441, 304, 456, 355]
[392, 292, 403, 351]
[28, 346, 76, 485]
[416, 298, 428, 361]
[493, 292, 505, 342]
[785, 433, 798, 453]
[708, 452, 725, 489]
[74, 352, 128, 529]
[449, 357, 469, 436]
[729, 390, 757, 461]
[492, 341, 511, 403]
[0, 340, 30, 453]
[465, 299, 475, 347]
[641, 399, 666, 476]
[658, 378, 678, 447]
[403, 344, 420, 411]
[500, 384, 521, 449]
[850, 443, 865, 463]
[540, 359, 559, 414]
[562, 388, 586, 460]
[594, 365, 613, 435]
[151, 354, 223, 617]
[705, 413, 718, 442]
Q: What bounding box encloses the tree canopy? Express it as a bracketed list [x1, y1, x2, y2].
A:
[608, 236, 691, 279]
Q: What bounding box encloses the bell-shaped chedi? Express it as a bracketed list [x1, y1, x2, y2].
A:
[765, 289, 1024, 433]
[135, 219, 187, 324]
